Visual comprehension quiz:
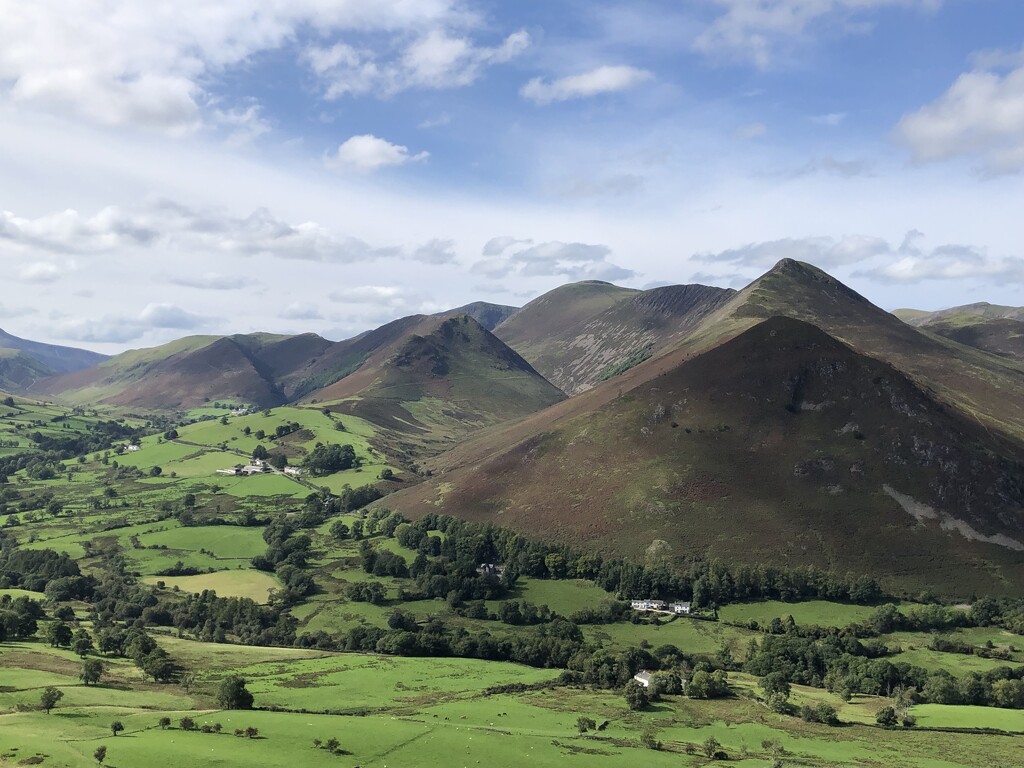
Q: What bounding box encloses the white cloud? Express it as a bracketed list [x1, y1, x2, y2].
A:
[0, 200, 407, 263]
[139, 303, 208, 329]
[699, 229, 1024, 285]
[896, 51, 1024, 174]
[736, 122, 768, 140]
[699, 234, 891, 269]
[520, 65, 652, 105]
[327, 135, 429, 172]
[0, 303, 36, 319]
[694, 0, 940, 68]
[411, 238, 457, 264]
[306, 29, 529, 99]
[53, 302, 210, 344]
[17, 261, 62, 283]
[167, 273, 258, 290]
[328, 285, 416, 310]
[0, 1, 474, 132]
[811, 112, 847, 126]
[471, 238, 636, 282]
[279, 302, 323, 321]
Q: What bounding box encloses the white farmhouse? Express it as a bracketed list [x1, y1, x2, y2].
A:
[630, 599, 668, 611]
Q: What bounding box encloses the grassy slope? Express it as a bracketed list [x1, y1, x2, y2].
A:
[3, 635, 1023, 768]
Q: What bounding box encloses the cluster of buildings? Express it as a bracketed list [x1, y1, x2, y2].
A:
[629, 599, 692, 615]
[216, 458, 304, 478]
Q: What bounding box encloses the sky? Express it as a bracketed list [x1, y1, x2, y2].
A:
[1, 0, 1023, 353]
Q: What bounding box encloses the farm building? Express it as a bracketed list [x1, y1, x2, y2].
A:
[283, 466, 302, 476]
[476, 563, 505, 577]
[670, 602, 692, 615]
[630, 599, 667, 611]
[633, 670, 653, 688]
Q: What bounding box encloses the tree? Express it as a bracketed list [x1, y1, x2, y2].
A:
[110, 720, 124, 736]
[80, 658, 104, 686]
[46, 620, 73, 647]
[180, 716, 196, 731]
[576, 716, 596, 733]
[158, 716, 171, 729]
[702, 736, 722, 758]
[875, 706, 898, 727]
[72, 628, 94, 657]
[217, 675, 254, 710]
[40, 686, 64, 714]
[94, 746, 107, 765]
[149, 466, 162, 476]
[252, 444, 269, 461]
[324, 737, 340, 753]
[329, 520, 349, 541]
[180, 670, 196, 694]
[623, 679, 649, 711]
[245, 726, 259, 739]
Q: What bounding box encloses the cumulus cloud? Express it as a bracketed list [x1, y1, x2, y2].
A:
[53, 302, 211, 344]
[306, 29, 529, 99]
[896, 49, 1024, 173]
[520, 65, 652, 105]
[471, 238, 636, 282]
[328, 285, 418, 310]
[694, 0, 940, 69]
[0, 200, 459, 265]
[0, 1, 474, 132]
[411, 239, 457, 264]
[327, 135, 429, 172]
[699, 229, 1024, 284]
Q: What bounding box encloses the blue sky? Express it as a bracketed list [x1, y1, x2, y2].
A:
[1, 0, 1023, 351]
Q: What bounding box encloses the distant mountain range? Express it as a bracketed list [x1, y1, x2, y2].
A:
[9, 263, 1024, 594]
[0, 328, 107, 392]
[894, 303, 1024, 362]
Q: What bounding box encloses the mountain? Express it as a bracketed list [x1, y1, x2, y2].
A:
[894, 304, 1024, 362]
[493, 281, 734, 394]
[0, 328, 108, 390]
[302, 314, 565, 461]
[680, 260, 1024, 443]
[443, 302, 518, 331]
[37, 315, 564, 461]
[381, 316, 1024, 596]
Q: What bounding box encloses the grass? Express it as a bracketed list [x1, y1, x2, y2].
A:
[909, 704, 1024, 732]
[718, 600, 887, 628]
[145, 570, 280, 602]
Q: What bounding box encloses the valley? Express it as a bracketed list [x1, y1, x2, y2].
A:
[1, 262, 1023, 767]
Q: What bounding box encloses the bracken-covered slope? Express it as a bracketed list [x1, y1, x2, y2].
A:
[382, 317, 1024, 597]
[494, 280, 734, 394]
[683, 259, 1024, 442]
[34, 334, 293, 409]
[304, 314, 566, 461]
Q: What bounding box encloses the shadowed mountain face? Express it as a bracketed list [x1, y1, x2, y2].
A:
[682, 259, 1024, 443]
[0, 328, 108, 391]
[494, 281, 735, 394]
[443, 302, 519, 331]
[895, 304, 1024, 362]
[382, 316, 1024, 596]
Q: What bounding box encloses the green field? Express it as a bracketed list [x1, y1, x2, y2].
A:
[3, 635, 1023, 768]
[145, 570, 280, 602]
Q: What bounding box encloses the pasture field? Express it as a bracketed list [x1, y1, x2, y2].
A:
[3, 636, 1023, 768]
[718, 600, 887, 628]
[909, 704, 1024, 731]
[144, 570, 280, 603]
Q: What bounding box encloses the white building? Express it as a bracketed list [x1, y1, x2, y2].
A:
[633, 670, 653, 688]
[630, 599, 668, 611]
[670, 602, 692, 615]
